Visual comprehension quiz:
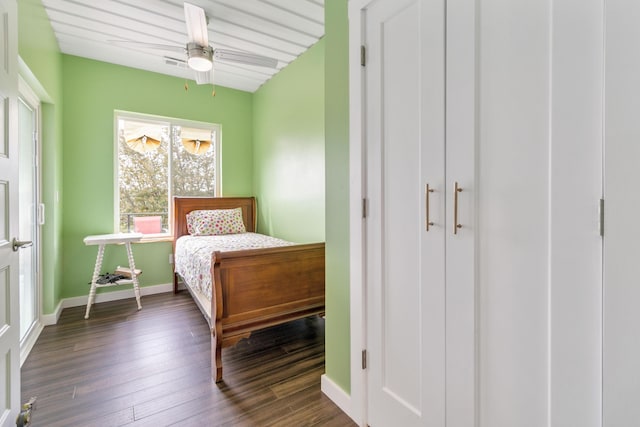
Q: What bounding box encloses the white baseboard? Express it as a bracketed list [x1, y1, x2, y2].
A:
[41, 300, 63, 326]
[321, 374, 358, 425]
[42, 282, 174, 325]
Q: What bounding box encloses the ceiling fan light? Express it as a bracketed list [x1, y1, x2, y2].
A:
[188, 56, 212, 72]
[187, 42, 213, 72]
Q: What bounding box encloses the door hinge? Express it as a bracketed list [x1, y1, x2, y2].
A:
[599, 198, 604, 237]
[362, 198, 368, 219]
[362, 349, 367, 370]
[361, 45, 366, 66]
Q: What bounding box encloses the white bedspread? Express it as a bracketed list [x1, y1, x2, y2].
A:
[174, 232, 294, 301]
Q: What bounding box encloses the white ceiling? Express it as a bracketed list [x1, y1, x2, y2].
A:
[41, 0, 325, 93]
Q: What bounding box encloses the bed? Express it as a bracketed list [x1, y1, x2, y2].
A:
[172, 196, 325, 382]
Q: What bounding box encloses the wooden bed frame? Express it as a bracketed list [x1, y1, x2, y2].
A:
[172, 197, 325, 382]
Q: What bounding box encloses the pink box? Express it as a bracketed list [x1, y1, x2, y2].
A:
[133, 216, 162, 234]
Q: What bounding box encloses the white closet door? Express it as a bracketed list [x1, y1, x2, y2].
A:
[364, 0, 445, 425]
[475, 1, 552, 426]
[474, 1, 604, 426]
[443, 1, 476, 424]
[603, 0, 640, 425]
[549, 1, 603, 425]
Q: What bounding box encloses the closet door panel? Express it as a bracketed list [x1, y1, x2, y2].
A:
[550, 0, 603, 425]
[477, 1, 551, 425]
[380, 2, 421, 401]
[604, 0, 640, 425]
[419, 0, 447, 421]
[444, 0, 477, 425]
[364, 0, 446, 425]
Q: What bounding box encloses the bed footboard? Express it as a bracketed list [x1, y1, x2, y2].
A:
[210, 243, 325, 382]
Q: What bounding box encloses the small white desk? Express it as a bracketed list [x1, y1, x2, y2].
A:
[83, 233, 143, 319]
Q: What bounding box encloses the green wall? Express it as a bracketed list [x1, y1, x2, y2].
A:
[252, 4, 350, 392]
[60, 55, 254, 299]
[253, 40, 325, 243]
[324, 0, 351, 393]
[18, 0, 64, 314]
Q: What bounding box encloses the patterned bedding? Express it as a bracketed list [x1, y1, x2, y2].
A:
[174, 232, 294, 301]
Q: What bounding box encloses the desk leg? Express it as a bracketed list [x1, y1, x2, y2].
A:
[126, 242, 142, 310]
[84, 244, 105, 319]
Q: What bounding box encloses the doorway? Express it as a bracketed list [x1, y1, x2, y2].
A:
[18, 77, 42, 363]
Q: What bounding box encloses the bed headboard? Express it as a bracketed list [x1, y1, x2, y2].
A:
[172, 197, 257, 241]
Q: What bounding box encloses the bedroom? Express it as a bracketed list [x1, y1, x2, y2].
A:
[7, 0, 640, 426]
[5, 0, 352, 425]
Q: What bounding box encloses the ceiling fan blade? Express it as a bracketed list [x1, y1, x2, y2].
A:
[110, 40, 185, 53]
[213, 48, 278, 69]
[184, 2, 209, 47]
[194, 69, 214, 85]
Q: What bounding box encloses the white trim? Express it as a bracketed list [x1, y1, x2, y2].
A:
[42, 283, 174, 325]
[18, 75, 45, 369]
[347, 1, 371, 426]
[18, 76, 40, 109]
[63, 282, 174, 310]
[41, 300, 64, 326]
[18, 56, 53, 103]
[20, 322, 43, 366]
[321, 374, 359, 425]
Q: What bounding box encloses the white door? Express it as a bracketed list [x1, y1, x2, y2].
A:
[364, 0, 446, 425]
[464, 1, 602, 425]
[0, 0, 21, 425]
[18, 85, 40, 350]
[474, 2, 552, 425]
[603, 0, 640, 425]
[363, 0, 476, 424]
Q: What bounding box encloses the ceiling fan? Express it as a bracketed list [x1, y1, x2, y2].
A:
[113, 2, 278, 86]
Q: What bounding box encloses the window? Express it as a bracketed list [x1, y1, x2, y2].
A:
[115, 112, 221, 236]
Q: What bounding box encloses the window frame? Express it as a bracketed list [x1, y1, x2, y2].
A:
[113, 110, 222, 240]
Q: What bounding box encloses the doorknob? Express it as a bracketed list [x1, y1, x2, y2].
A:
[12, 238, 33, 252]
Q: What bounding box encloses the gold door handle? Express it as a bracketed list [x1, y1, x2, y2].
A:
[426, 184, 435, 231]
[453, 182, 463, 234]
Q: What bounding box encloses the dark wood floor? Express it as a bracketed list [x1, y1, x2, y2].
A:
[21, 292, 356, 427]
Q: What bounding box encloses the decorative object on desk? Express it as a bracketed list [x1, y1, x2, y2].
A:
[94, 273, 127, 285]
[133, 215, 162, 234]
[114, 266, 142, 279]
